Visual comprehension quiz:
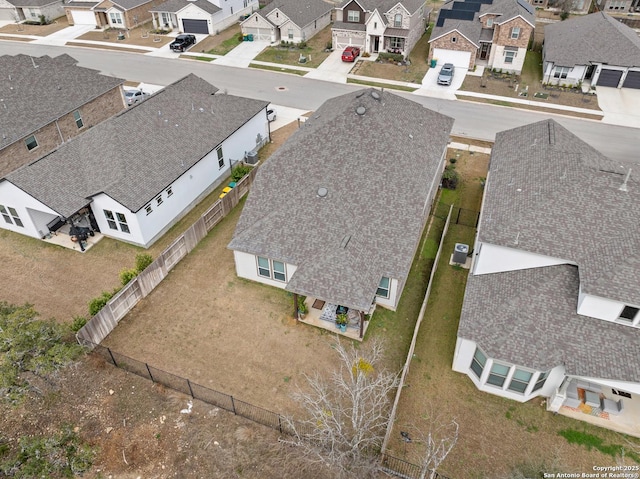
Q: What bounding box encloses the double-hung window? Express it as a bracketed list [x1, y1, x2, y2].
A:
[531, 371, 548, 393]
[0, 205, 23, 227]
[376, 276, 390, 298]
[508, 369, 533, 393]
[74, 110, 84, 129]
[487, 362, 510, 387]
[394, 13, 402, 27]
[257, 256, 287, 282]
[510, 26, 520, 39]
[470, 347, 486, 379]
[504, 50, 516, 64]
[347, 10, 360, 22]
[216, 146, 224, 169]
[553, 66, 570, 79]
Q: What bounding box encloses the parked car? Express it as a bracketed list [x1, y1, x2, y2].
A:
[170, 34, 197, 52]
[437, 63, 455, 86]
[124, 89, 150, 106]
[341, 46, 361, 62]
[267, 108, 276, 122]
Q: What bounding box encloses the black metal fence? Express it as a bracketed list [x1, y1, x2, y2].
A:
[87, 342, 448, 479]
[432, 201, 480, 228]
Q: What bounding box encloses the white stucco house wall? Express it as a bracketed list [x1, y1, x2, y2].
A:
[151, 0, 257, 35]
[2, 0, 64, 22]
[1, 74, 270, 249]
[453, 119, 640, 435]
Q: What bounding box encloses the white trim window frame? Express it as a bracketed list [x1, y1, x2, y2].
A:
[216, 146, 224, 169]
[507, 368, 533, 393]
[73, 110, 84, 129]
[504, 49, 516, 64]
[376, 276, 390, 298]
[531, 371, 548, 393]
[510, 26, 520, 39]
[487, 362, 510, 388]
[109, 12, 123, 25]
[470, 347, 486, 379]
[256, 256, 287, 282]
[0, 205, 23, 227]
[618, 305, 639, 324]
[347, 10, 360, 22]
[486, 18, 493, 27]
[394, 13, 402, 27]
[25, 135, 38, 151]
[553, 66, 571, 79]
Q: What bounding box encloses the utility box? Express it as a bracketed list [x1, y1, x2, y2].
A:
[453, 243, 469, 264]
[245, 150, 258, 165]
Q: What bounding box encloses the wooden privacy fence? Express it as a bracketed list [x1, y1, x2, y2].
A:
[76, 167, 258, 347]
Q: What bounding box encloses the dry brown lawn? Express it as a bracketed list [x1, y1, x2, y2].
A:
[76, 22, 173, 48]
[192, 24, 241, 54]
[0, 15, 69, 35]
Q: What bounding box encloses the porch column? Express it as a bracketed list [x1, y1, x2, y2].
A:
[151, 12, 158, 29]
[359, 311, 365, 339]
[293, 293, 299, 322]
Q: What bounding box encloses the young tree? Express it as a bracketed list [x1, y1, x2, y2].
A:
[278, 338, 400, 479]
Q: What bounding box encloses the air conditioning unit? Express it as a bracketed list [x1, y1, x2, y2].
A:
[453, 243, 469, 264]
[245, 149, 258, 165]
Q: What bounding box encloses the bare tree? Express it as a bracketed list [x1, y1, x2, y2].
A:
[278, 338, 400, 479]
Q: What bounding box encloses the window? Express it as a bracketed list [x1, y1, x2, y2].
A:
[374, 21, 377, 28]
[510, 27, 520, 39]
[619, 305, 639, 323]
[166, 186, 173, 197]
[486, 18, 493, 27]
[161, 12, 170, 26]
[487, 362, 510, 387]
[116, 212, 130, 233]
[156, 195, 163, 206]
[531, 371, 548, 393]
[470, 347, 486, 378]
[451, 36, 457, 43]
[288, 28, 293, 39]
[29, 8, 36, 18]
[394, 13, 402, 27]
[389, 37, 404, 49]
[272, 261, 286, 281]
[216, 146, 224, 169]
[73, 110, 84, 129]
[25, 135, 38, 151]
[377, 276, 390, 298]
[347, 10, 360, 22]
[145, 205, 153, 215]
[257, 256, 271, 277]
[553, 66, 570, 79]
[504, 50, 516, 64]
[109, 12, 123, 25]
[508, 369, 533, 393]
[104, 210, 117, 230]
[256, 257, 287, 281]
[0, 205, 23, 227]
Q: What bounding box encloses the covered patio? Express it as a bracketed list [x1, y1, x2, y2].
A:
[294, 295, 375, 341]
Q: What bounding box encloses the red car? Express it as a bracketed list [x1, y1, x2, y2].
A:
[341, 46, 361, 62]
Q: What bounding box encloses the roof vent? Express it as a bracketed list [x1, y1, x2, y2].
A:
[619, 168, 632, 192]
[340, 234, 351, 249]
[356, 106, 366, 116]
[371, 90, 381, 100]
[356, 91, 365, 98]
[317, 187, 328, 198]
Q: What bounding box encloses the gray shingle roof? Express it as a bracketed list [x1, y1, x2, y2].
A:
[431, 0, 534, 45]
[7, 0, 59, 7]
[260, 0, 333, 28]
[150, 0, 220, 14]
[332, 21, 366, 31]
[458, 265, 640, 382]
[107, 0, 154, 10]
[228, 89, 453, 311]
[64, 1, 99, 7]
[6, 74, 268, 217]
[480, 118, 639, 305]
[337, 0, 427, 14]
[0, 54, 125, 173]
[544, 12, 640, 68]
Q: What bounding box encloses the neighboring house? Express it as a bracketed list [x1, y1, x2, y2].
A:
[0, 74, 270, 248]
[428, 0, 535, 73]
[228, 89, 453, 339]
[151, 0, 257, 35]
[595, 0, 632, 12]
[453, 119, 640, 434]
[543, 12, 640, 89]
[526, 0, 591, 15]
[65, 0, 166, 28]
[332, 0, 430, 56]
[0, 54, 125, 179]
[240, 0, 332, 43]
[1, 0, 65, 22]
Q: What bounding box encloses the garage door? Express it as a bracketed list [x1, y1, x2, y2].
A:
[333, 32, 365, 50]
[596, 69, 623, 88]
[182, 19, 208, 34]
[243, 27, 270, 41]
[622, 71, 640, 89]
[432, 48, 471, 70]
[0, 7, 17, 21]
[70, 9, 96, 26]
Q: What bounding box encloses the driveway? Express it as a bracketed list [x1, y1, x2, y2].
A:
[30, 24, 95, 46]
[416, 64, 467, 100]
[213, 39, 270, 68]
[145, 33, 209, 58]
[304, 49, 356, 83]
[596, 86, 640, 128]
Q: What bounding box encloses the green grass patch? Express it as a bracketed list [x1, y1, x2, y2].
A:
[346, 78, 418, 92]
[206, 35, 242, 55]
[558, 429, 640, 463]
[252, 25, 332, 68]
[249, 63, 308, 75]
[191, 56, 215, 62]
[521, 50, 542, 87]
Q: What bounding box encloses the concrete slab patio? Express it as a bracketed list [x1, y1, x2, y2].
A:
[595, 86, 640, 128]
[304, 49, 356, 83]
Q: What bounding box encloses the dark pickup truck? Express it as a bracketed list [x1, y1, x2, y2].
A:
[170, 34, 196, 52]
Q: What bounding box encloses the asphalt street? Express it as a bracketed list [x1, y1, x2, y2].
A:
[1, 42, 637, 164]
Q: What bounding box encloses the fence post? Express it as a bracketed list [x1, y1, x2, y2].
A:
[107, 347, 117, 367]
[278, 416, 283, 434]
[146, 363, 154, 383]
[187, 379, 194, 398]
[475, 211, 480, 227]
[456, 207, 461, 224]
[231, 396, 237, 415]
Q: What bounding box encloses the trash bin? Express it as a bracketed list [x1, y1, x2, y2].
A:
[117, 32, 125, 41]
[430, 58, 437, 68]
[247, 33, 254, 42]
[242, 34, 248, 41]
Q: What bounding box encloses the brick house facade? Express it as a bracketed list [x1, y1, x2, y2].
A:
[0, 88, 125, 177]
[429, 31, 478, 69]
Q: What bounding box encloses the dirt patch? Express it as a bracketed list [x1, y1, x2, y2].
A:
[76, 23, 173, 48]
[194, 24, 241, 55]
[0, 16, 69, 35]
[253, 24, 332, 68]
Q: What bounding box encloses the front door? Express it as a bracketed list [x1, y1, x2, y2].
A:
[372, 35, 379, 53]
[479, 42, 491, 60]
[585, 64, 596, 80]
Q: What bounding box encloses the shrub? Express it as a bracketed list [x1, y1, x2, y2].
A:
[231, 164, 253, 182]
[70, 315, 88, 333]
[135, 253, 153, 272]
[441, 165, 459, 190]
[378, 52, 403, 63]
[88, 290, 117, 316]
[297, 296, 308, 315]
[150, 28, 170, 34]
[119, 268, 138, 286]
[238, 33, 245, 42]
[297, 40, 307, 49]
[325, 41, 333, 50]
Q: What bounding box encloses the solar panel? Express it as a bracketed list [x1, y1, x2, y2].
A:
[436, 16, 445, 27]
[451, 1, 482, 11]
